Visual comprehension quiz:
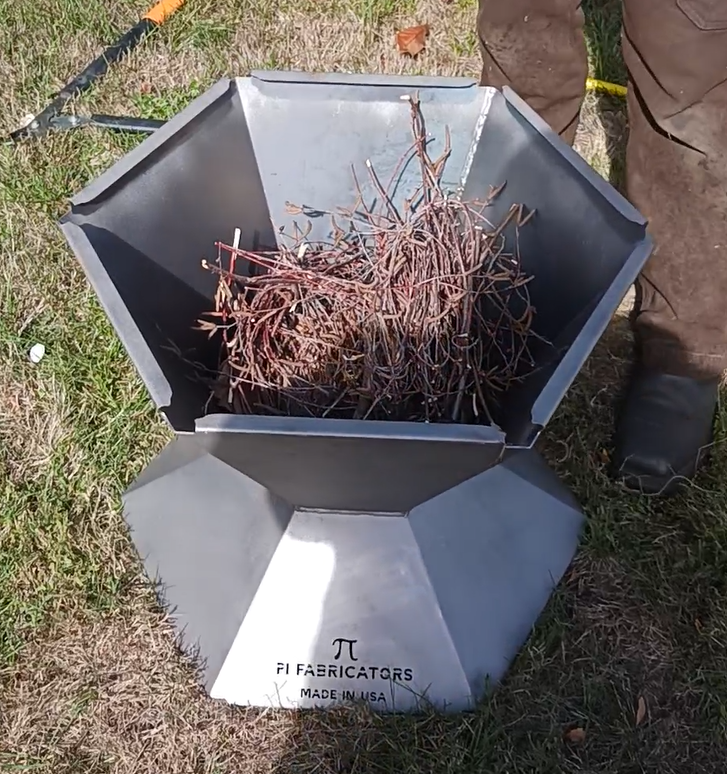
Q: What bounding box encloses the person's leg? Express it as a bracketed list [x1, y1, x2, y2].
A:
[614, 0, 727, 493]
[477, 0, 589, 144]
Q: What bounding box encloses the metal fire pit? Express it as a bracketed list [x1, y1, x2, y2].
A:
[60, 71, 652, 713]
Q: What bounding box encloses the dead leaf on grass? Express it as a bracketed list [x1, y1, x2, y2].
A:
[564, 727, 586, 744]
[396, 24, 430, 57]
[636, 695, 647, 726]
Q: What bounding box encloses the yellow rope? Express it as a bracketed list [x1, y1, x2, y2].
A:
[586, 78, 628, 97]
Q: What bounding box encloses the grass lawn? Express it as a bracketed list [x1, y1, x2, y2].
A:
[2, 0, 727, 772]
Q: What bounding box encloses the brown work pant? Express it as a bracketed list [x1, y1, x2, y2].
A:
[478, 0, 727, 378]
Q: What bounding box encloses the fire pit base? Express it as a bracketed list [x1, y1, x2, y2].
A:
[125, 438, 583, 712]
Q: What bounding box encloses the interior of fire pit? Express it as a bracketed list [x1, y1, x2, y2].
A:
[198, 93, 548, 428]
[60, 74, 649, 443]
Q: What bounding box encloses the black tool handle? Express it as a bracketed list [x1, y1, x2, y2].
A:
[10, 19, 156, 142]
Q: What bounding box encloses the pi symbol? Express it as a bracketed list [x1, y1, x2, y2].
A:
[332, 637, 358, 661]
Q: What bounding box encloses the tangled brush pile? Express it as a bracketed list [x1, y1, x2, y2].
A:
[197, 95, 539, 424]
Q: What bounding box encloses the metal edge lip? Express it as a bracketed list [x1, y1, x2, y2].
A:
[58, 219, 173, 411]
[195, 414, 506, 444]
[249, 70, 477, 90]
[528, 236, 654, 429]
[502, 85, 647, 227]
[67, 78, 236, 207]
[458, 87, 495, 195]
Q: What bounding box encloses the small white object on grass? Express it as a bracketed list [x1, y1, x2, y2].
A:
[29, 343, 45, 364]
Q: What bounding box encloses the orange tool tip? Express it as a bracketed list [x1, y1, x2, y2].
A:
[143, 0, 185, 25]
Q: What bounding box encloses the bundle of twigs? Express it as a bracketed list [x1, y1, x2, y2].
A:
[197, 95, 539, 424]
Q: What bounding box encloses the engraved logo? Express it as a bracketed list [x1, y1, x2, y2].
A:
[331, 637, 358, 661]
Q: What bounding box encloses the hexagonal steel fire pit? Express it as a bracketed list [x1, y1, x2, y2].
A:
[59, 72, 652, 713]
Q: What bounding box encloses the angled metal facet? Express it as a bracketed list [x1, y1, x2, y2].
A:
[408, 451, 582, 697]
[195, 414, 505, 513]
[124, 437, 294, 685]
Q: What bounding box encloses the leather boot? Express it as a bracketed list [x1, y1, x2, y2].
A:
[611, 370, 719, 496]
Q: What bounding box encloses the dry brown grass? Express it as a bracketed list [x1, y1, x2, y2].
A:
[1, 598, 301, 773]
